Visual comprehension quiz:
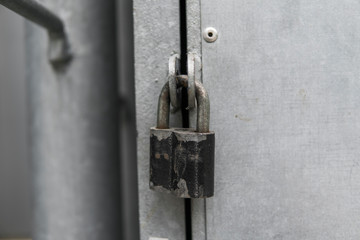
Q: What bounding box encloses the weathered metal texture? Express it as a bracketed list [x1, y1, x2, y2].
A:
[168, 54, 181, 109]
[134, 0, 186, 239]
[26, 0, 120, 239]
[194, 80, 210, 133]
[187, 54, 196, 108]
[191, 199, 207, 240]
[186, 0, 202, 57]
[197, 0, 360, 239]
[168, 53, 201, 110]
[151, 80, 214, 198]
[186, 0, 208, 238]
[157, 80, 210, 132]
[157, 82, 171, 129]
[150, 128, 214, 198]
[0, 0, 71, 64]
[187, 0, 203, 133]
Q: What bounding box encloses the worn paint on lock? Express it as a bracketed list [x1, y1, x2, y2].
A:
[150, 128, 215, 198]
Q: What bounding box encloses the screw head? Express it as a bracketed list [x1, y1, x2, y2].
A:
[203, 27, 218, 43]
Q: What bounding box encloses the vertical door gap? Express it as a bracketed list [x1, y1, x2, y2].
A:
[179, 0, 192, 240]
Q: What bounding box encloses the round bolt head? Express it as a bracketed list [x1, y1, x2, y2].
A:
[203, 27, 218, 43]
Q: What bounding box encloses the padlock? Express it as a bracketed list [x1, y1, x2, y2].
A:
[150, 80, 215, 198]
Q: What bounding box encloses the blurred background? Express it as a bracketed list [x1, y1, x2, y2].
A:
[0, 1, 139, 239]
[0, 5, 31, 238]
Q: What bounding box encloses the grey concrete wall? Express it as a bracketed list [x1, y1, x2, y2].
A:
[0, 5, 31, 238]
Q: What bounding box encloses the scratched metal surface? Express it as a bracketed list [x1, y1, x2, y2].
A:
[199, 0, 360, 239]
[133, 0, 185, 239]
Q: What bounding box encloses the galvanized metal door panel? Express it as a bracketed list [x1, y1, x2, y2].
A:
[134, 1, 186, 239]
[198, 0, 360, 239]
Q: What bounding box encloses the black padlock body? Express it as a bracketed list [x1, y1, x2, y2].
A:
[173, 129, 215, 198]
[150, 127, 215, 198]
[149, 128, 175, 193]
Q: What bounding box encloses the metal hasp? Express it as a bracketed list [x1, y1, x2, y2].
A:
[150, 80, 215, 198]
[0, 0, 71, 65]
[168, 53, 201, 111]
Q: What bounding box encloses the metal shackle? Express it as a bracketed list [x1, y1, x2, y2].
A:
[156, 81, 210, 133]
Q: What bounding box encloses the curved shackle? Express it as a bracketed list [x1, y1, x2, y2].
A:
[156, 81, 210, 133]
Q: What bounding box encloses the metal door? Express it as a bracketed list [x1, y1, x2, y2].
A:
[134, 0, 360, 239]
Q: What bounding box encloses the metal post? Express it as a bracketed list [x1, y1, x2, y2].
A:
[26, 1, 120, 239]
[0, 0, 71, 64]
[116, 0, 140, 239]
